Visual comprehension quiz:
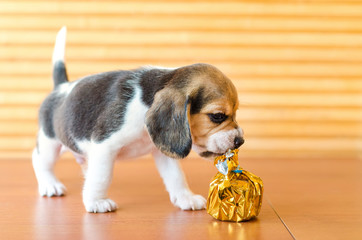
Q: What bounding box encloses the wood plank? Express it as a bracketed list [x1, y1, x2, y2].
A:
[2, 15, 362, 32]
[237, 107, 362, 121]
[2, 30, 362, 47]
[239, 93, 362, 107]
[1, 77, 361, 94]
[238, 150, 360, 160]
[0, 107, 39, 120]
[6, 0, 362, 4]
[0, 158, 294, 240]
[0, 92, 46, 105]
[0, 149, 359, 161]
[0, 78, 52, 91]
[2, 119, 359, 136]
[0, 137, 36, 150]
[243, 137, 362, 151]
[0, 136, 360, 153]
[244, 158, 362, 239]
[3, 45, 362, 62]
[2, 61, 362, 78]
[1, 91, 361, 108]
[0, 1, 361, 17]
[2, 106, 361, 122]
[243, 122, 361, 137]
[0, 0, 361, 160]
[0, 119, 359, 138]
[0, 120, 38, 135]
[236, 78, 362, 93]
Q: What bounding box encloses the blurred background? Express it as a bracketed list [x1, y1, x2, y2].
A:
[0, 0, 361, 160]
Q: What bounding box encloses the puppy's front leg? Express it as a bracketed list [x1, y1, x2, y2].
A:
[82, 149, 117, 213]
[152, 150, 206, 210]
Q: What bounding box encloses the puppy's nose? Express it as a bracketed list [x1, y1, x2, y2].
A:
[234, 137, 245, 149]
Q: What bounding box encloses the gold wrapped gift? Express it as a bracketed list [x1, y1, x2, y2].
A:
[206, 149, 263, 222]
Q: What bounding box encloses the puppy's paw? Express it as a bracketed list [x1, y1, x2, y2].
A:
[171, 191, 206, 210]
[84, 199, 118, 213]
[38, 181, 66, 197]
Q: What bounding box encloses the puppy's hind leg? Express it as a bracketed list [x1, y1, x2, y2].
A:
[32, 129, 66, 197]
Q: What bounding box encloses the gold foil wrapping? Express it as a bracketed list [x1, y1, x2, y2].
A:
[206, 149, 263, 222]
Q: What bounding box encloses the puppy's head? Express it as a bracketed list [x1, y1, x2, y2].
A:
[145, 63, 243, 160]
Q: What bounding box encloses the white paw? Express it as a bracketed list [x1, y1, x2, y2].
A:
[84, 199, 118, 213]
[38, 181, 66, 197]
[171, 191, 206, 210]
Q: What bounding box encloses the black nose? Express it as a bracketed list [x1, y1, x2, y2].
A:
[234, 137, 245, 149]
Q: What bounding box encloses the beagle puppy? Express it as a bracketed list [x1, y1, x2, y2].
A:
[32, 27, 244, 213]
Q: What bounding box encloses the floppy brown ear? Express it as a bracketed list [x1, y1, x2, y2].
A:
[145, 89, 192, 159]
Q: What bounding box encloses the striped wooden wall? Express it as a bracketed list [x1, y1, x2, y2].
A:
[0, 0, 361, 160]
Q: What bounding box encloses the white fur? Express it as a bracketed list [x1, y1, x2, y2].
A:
[56, 81, 79, 96]
[32, 129, 66, 197]
[206, 128, 243, 154]
[80, 88, 150, 212]
[143, 65, 178, 71]
[152, 150, 206, 210]
[52, 26, 67, 65]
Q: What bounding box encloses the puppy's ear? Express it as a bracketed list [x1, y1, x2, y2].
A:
[145, 89, 192, 159]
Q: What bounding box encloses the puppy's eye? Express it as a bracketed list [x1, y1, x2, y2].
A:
[208, 113, 227, 124]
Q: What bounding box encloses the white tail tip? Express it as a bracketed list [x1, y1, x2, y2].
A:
[52, 26, 67, 65]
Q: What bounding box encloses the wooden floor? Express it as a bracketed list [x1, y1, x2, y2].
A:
[0, 156, 361, 240]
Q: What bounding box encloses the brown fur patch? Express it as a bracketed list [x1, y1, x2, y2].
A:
[145, 88, 192, 159]
[145, 63, 239, 158]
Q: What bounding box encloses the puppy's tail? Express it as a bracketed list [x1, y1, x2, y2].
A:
[52, 26, 69, 88]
